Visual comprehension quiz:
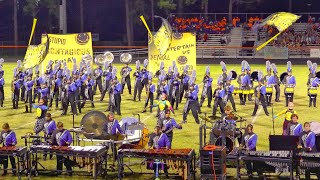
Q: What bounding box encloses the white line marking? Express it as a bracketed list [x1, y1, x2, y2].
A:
[141, 112, 156, 123]
[251, 107, 262, 124]
[13, 110, 61, 130]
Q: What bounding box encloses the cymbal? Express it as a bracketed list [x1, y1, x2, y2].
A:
[80, 111, 107, 138]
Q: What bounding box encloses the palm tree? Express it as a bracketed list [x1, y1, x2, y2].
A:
[80, 0, 84, 32]
[13, 0, 18, 50]
[125, 0, 133, 46]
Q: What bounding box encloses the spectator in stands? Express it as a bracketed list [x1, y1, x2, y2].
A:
[220, 35, 227, 44]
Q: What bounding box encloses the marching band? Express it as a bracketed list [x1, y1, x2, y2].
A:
[0, 55, 320, 179]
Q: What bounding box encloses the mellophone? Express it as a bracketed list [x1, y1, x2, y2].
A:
[29, 145, 106, 179]
[117, 148, 196, 180]
[0, 146, 28, 180]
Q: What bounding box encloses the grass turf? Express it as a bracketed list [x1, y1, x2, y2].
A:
[0, 62, 318, 179]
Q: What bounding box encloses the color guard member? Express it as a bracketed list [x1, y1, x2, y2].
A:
[274, 102, 297, 135]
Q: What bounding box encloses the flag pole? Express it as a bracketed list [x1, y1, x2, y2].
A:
[256, 31, 282, 51]
[140, 16, 153, 39]
[28, 18, 38, 46]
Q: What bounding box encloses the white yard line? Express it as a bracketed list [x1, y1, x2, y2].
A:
[13, 110, 61, 130]
[141, 112, 156, 123]
[251, 107, 262, 124]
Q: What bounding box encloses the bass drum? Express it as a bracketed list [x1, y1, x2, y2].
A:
[214, 136, 234, 154]
[280, 72, 288, 82]
[250, 71, 258, 82]
[231, 70, 237, 80]
[316, 71, 320, 79]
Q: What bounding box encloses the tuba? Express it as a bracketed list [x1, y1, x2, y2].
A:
[120, 53, 132, 78]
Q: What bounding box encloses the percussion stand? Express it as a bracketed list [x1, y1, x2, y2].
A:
[271, 103, 275, 135]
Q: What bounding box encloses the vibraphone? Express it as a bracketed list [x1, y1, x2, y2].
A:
[298, 152, 320, 175]
[29, 145, 106, 179]
[117, 148, 196, 180]
[0, 146, 28, 180]
[237, 150, 294, 180]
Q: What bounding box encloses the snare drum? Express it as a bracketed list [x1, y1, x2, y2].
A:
[308, 87, 318, 95]
[243, 89, 250, 95]
[266, 87, 273, 93]
[249, 89, 254, 94]
[285, 87, 294, 93]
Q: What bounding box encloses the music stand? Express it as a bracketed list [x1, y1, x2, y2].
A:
[269, 135, 299, 151]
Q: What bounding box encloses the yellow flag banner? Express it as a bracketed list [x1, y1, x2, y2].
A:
[148, 32, 196, 74]
[41, 32, 93, 71]
[153, 16, 172, 56]
[255, 12, 300, 51]
[23, 41, 48, 69]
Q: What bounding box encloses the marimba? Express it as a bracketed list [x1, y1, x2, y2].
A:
[29, 145, 106, 179]
[117, 148, 196, 180]
[0, 146, 28, 180]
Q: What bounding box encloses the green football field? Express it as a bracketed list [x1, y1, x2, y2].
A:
[0, 62, 318, 179]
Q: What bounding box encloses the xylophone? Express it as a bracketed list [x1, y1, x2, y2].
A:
[0, 146, 28, 180]
[29, 145, 107, 179]
[117, 148, 196, 180]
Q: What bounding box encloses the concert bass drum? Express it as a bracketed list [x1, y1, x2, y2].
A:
[214, 136, 234, 154]
[118, 117, 149, 149]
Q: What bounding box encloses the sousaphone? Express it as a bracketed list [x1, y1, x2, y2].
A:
[94, 54, 106, 66]
[104, 51, 114, 64]
[120, 53, 132, 78]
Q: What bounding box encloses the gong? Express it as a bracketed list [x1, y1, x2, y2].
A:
[80, 111, 107, 138]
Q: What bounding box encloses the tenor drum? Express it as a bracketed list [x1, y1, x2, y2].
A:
[243, 89, 250, 95]
[266, 87, 273, 93]
[285, 87, 294, 93]
[214, 136, 234, 154]
[308, 87, 317, 95]
[233, 88, 242, 94]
